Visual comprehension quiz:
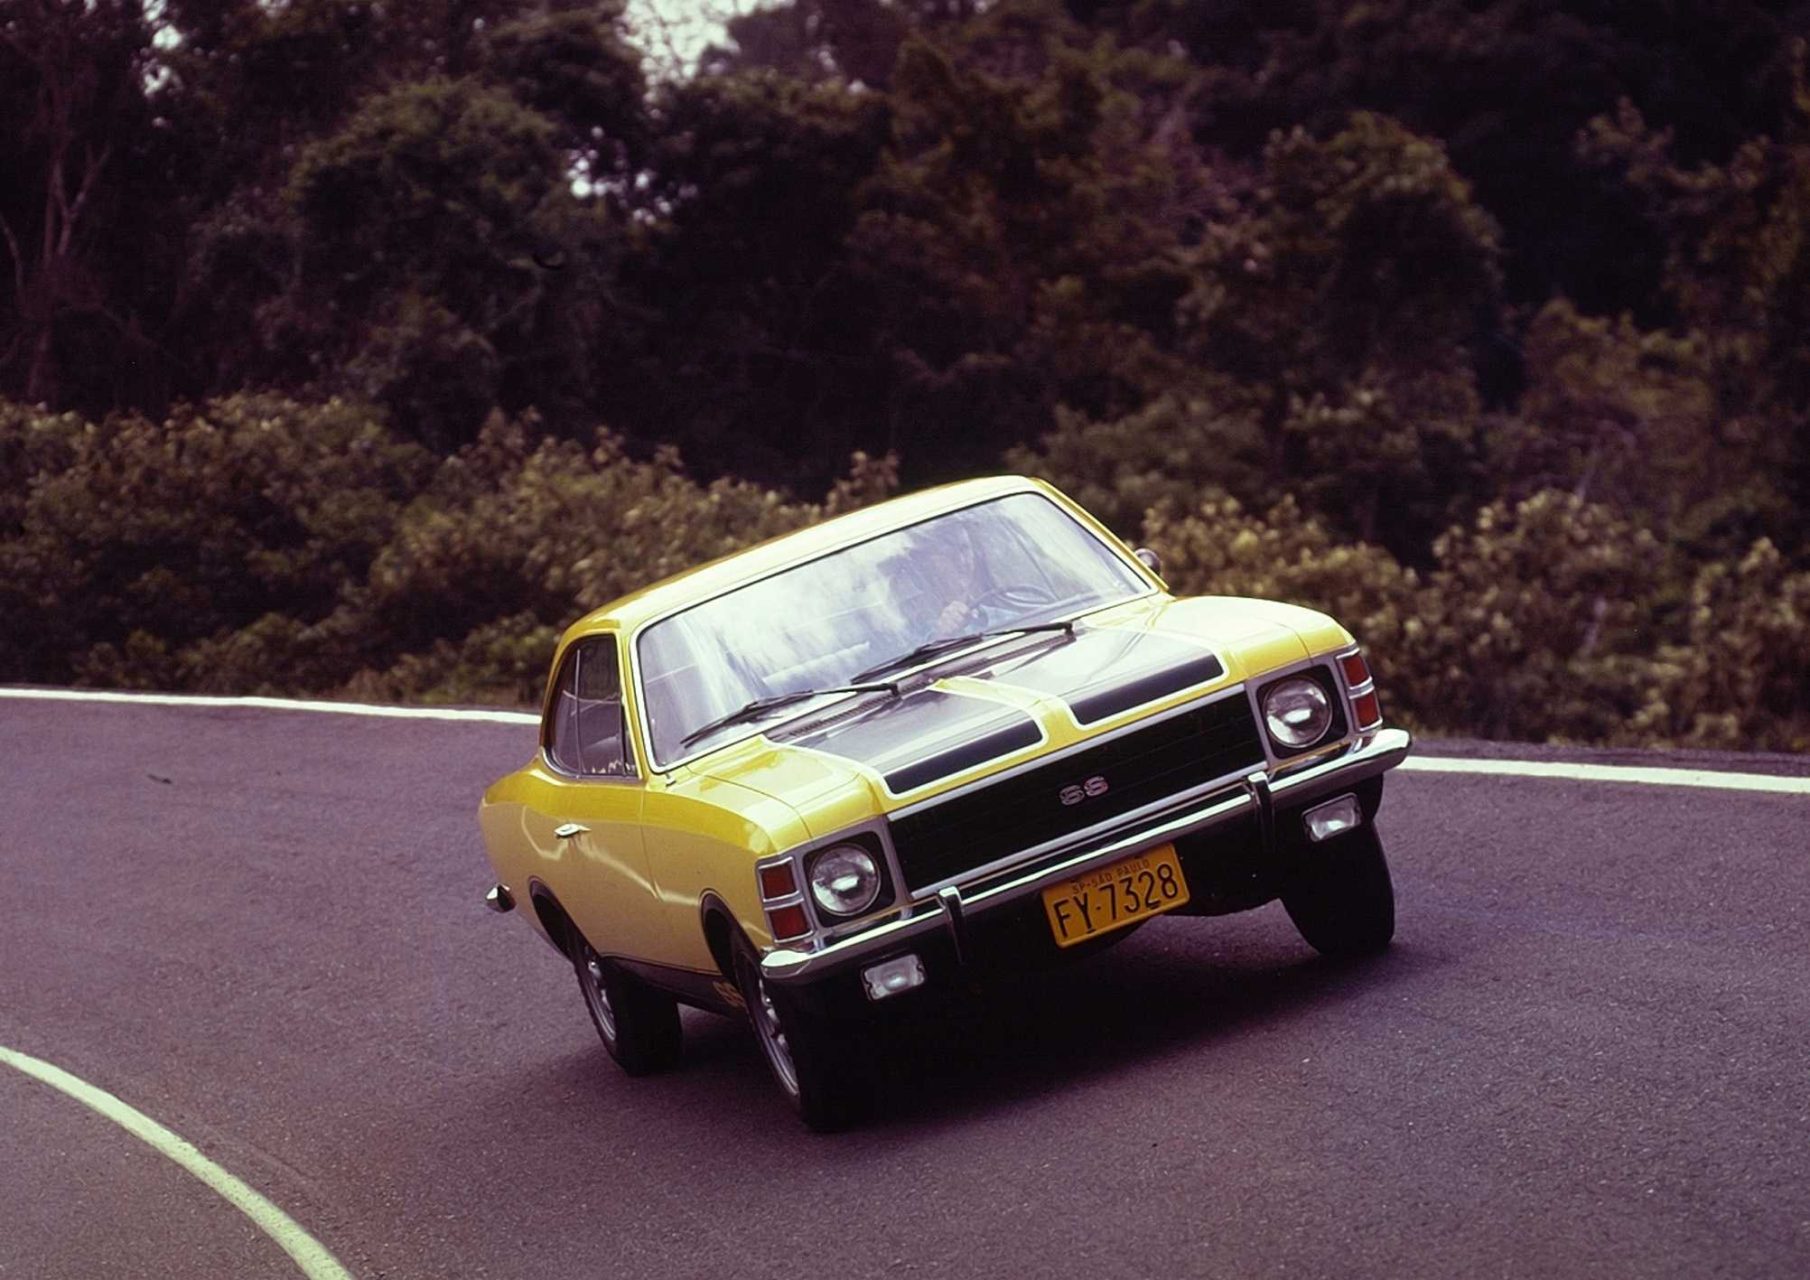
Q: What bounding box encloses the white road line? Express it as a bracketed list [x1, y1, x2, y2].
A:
[0, 686, 538, 725]
[1401, 755, 1810, 796]
[2, 686, 1805, 795]
[0, 1044, 354, 1280]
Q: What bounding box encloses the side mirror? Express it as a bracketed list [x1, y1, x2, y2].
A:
[1133, 547, 1162, 575]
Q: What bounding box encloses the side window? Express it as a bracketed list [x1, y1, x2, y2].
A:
[546, 637, 637, 778]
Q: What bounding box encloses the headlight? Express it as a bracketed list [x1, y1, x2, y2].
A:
[807, 843, 883, 917]
[1263, 677, 1333, 749]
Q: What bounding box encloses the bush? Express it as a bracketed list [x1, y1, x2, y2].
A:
[1004, 392, 1268, 538]
[5, 387, 1803, 752]
[1142, 489, 1731, 746]
[1143, 492, 1428, 725]
[0, 395, 432, 686]
[1634, 539, 1810, 751]
[0, 395, 898, 703]
[332, 417, 835, 700]
[1407, 491, 1669, 743]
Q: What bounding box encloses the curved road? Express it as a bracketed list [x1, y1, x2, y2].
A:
[1, 693, 1807, 1278]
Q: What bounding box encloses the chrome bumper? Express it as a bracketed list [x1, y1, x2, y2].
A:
[761, 727, 1412, 984]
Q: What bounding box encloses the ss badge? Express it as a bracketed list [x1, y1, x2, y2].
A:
[1058, 775, 1110, 806]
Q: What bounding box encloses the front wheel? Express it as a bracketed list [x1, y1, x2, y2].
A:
[572, 933, 682, 1076]
[731, 933, 869, 1132]
[1280, 824, 1396, 957]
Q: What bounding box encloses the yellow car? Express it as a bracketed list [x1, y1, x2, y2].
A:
[478, 476, 1411, 1129]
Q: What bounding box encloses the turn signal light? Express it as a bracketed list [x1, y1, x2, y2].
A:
[758, 862, 797, 901]
[1352, 689, 1382, 728]
[767, 902, 811, 941]
[1339, 651, 1371, 689]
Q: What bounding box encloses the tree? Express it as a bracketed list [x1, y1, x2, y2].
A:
[273, 78, 614, 447]
[1578, 48, 1810, 556]
[1178, 112, 1501, 554]
[0, 0, 178, 414]
[1162, 0, 1808, 323]
[844, 4, 1198, 478]
[154, 2, 651, 445]
[610, 71, 890, 483]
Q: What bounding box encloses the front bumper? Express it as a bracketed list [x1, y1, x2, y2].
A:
[761, 726, 1412, 985]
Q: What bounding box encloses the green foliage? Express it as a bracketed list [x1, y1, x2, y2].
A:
[707, 0, 913, 88]
[1003, 391, 1267, 536]
[843, 8, 1198, 475]
[0, 399, 84, 532]
[1143, 494, 1423, 702]
[610, 71, 891, 485]
[1165, 0, 1804, 317]
[1636, 540, 1810, 752]
[0, 0, 181, 414]
[0, 394, 899, 703]
[483, 1, 649, 174]
[282, 77, 605, 446]
[338, 424, 896, 701]
[1016, 111, 1497, 557]
[1178, 111, 1499, 553]
[1135, 488, 1810, 749]
[0, 394, 433, 685]
[1579, 55, 1810, 553]
[1407, 492, 1668, 744]
[3, 0, 1809, 754]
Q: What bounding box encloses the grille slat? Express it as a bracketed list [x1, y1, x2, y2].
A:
[889, 695, 1265, 891]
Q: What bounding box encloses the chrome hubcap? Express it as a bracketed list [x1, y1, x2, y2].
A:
[752, 973, 799, 1096]
[584, 954, 617, 1042]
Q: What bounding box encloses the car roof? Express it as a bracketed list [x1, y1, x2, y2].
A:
[564, 474, 1054, 639]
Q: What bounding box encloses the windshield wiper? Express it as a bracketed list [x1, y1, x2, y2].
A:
[852, 621, 1075, 683]
[679, 682, 899, 749]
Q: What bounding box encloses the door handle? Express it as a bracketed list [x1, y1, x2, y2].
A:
[554, 822, 589, 840]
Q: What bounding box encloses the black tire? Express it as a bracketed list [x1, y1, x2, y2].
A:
[1280, 824, 1396, 957]
[572, 933, 682, 1076]
[730, 932, 869, 1132]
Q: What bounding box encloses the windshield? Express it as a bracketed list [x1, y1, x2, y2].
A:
[636, 492, 1149, 765]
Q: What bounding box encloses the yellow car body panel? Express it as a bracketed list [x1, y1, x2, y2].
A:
[478, 474, 1404, 1014]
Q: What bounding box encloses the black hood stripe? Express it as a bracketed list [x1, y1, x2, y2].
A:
[882, 720, 1043, 793]
[1068, 652, 1224, 723]
[769, 628, 1225, 793]
[949, 627, 1224, 724]
[775, 689, 1043, 794]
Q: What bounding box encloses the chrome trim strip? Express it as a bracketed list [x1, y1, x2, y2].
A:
[936, 886, 968, 966]
[760, 727, 1412, 982]
[1243, 771, 1275, 856]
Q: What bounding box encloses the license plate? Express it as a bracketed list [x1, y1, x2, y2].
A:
[1041, 844, 1190, 948]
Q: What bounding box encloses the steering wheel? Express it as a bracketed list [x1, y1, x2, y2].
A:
[970, 584, 1060, 615]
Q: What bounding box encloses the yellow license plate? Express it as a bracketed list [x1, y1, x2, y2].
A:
[1041, 844, 1190, 948]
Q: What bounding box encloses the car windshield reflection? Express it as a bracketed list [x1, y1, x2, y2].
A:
[636, 492, 1148, 766]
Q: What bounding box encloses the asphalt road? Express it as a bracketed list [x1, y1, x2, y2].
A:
[2, 695, 1807, 1279]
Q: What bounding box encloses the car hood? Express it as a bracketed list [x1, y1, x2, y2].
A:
[684, 593, 1348, 835]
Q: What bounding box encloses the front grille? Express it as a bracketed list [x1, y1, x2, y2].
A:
[888, 693, 1265, 891]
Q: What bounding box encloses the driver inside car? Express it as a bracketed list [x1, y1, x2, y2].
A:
[932, 526, 1011, 637]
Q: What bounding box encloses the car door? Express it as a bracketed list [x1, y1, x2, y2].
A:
[533, 635, 672, 961]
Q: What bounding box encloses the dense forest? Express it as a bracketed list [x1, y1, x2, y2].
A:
[3, 0, 1808, 749]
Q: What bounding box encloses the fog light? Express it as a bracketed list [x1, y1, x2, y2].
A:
[861, 954, 926, 1002]
[1304, 794, 1363, 843]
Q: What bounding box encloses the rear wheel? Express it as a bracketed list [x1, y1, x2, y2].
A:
[1280, 824, 1396, 957]
[572, 933, 682, 1076]
[730, 933, 869, 1132]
